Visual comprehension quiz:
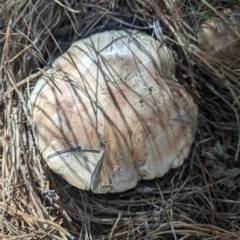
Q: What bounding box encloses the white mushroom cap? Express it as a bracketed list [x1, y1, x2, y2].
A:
[197, 7, 240, 58]
[31, 30, 198, 193]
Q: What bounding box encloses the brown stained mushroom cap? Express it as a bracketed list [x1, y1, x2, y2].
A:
[197, 7, 240, 58]
[31, 30, 198, 193]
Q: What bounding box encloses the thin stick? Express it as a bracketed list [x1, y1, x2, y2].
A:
[109, 211, 122, 240]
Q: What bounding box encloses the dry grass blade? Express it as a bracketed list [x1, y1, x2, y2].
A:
[52, 0, 81, 13]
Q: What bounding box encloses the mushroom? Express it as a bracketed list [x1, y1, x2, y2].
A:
[31, 30, 198, 193]
[197, 6, 240, 59]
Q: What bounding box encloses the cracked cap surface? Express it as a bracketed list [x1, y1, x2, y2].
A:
[31, 30, 198, 193]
